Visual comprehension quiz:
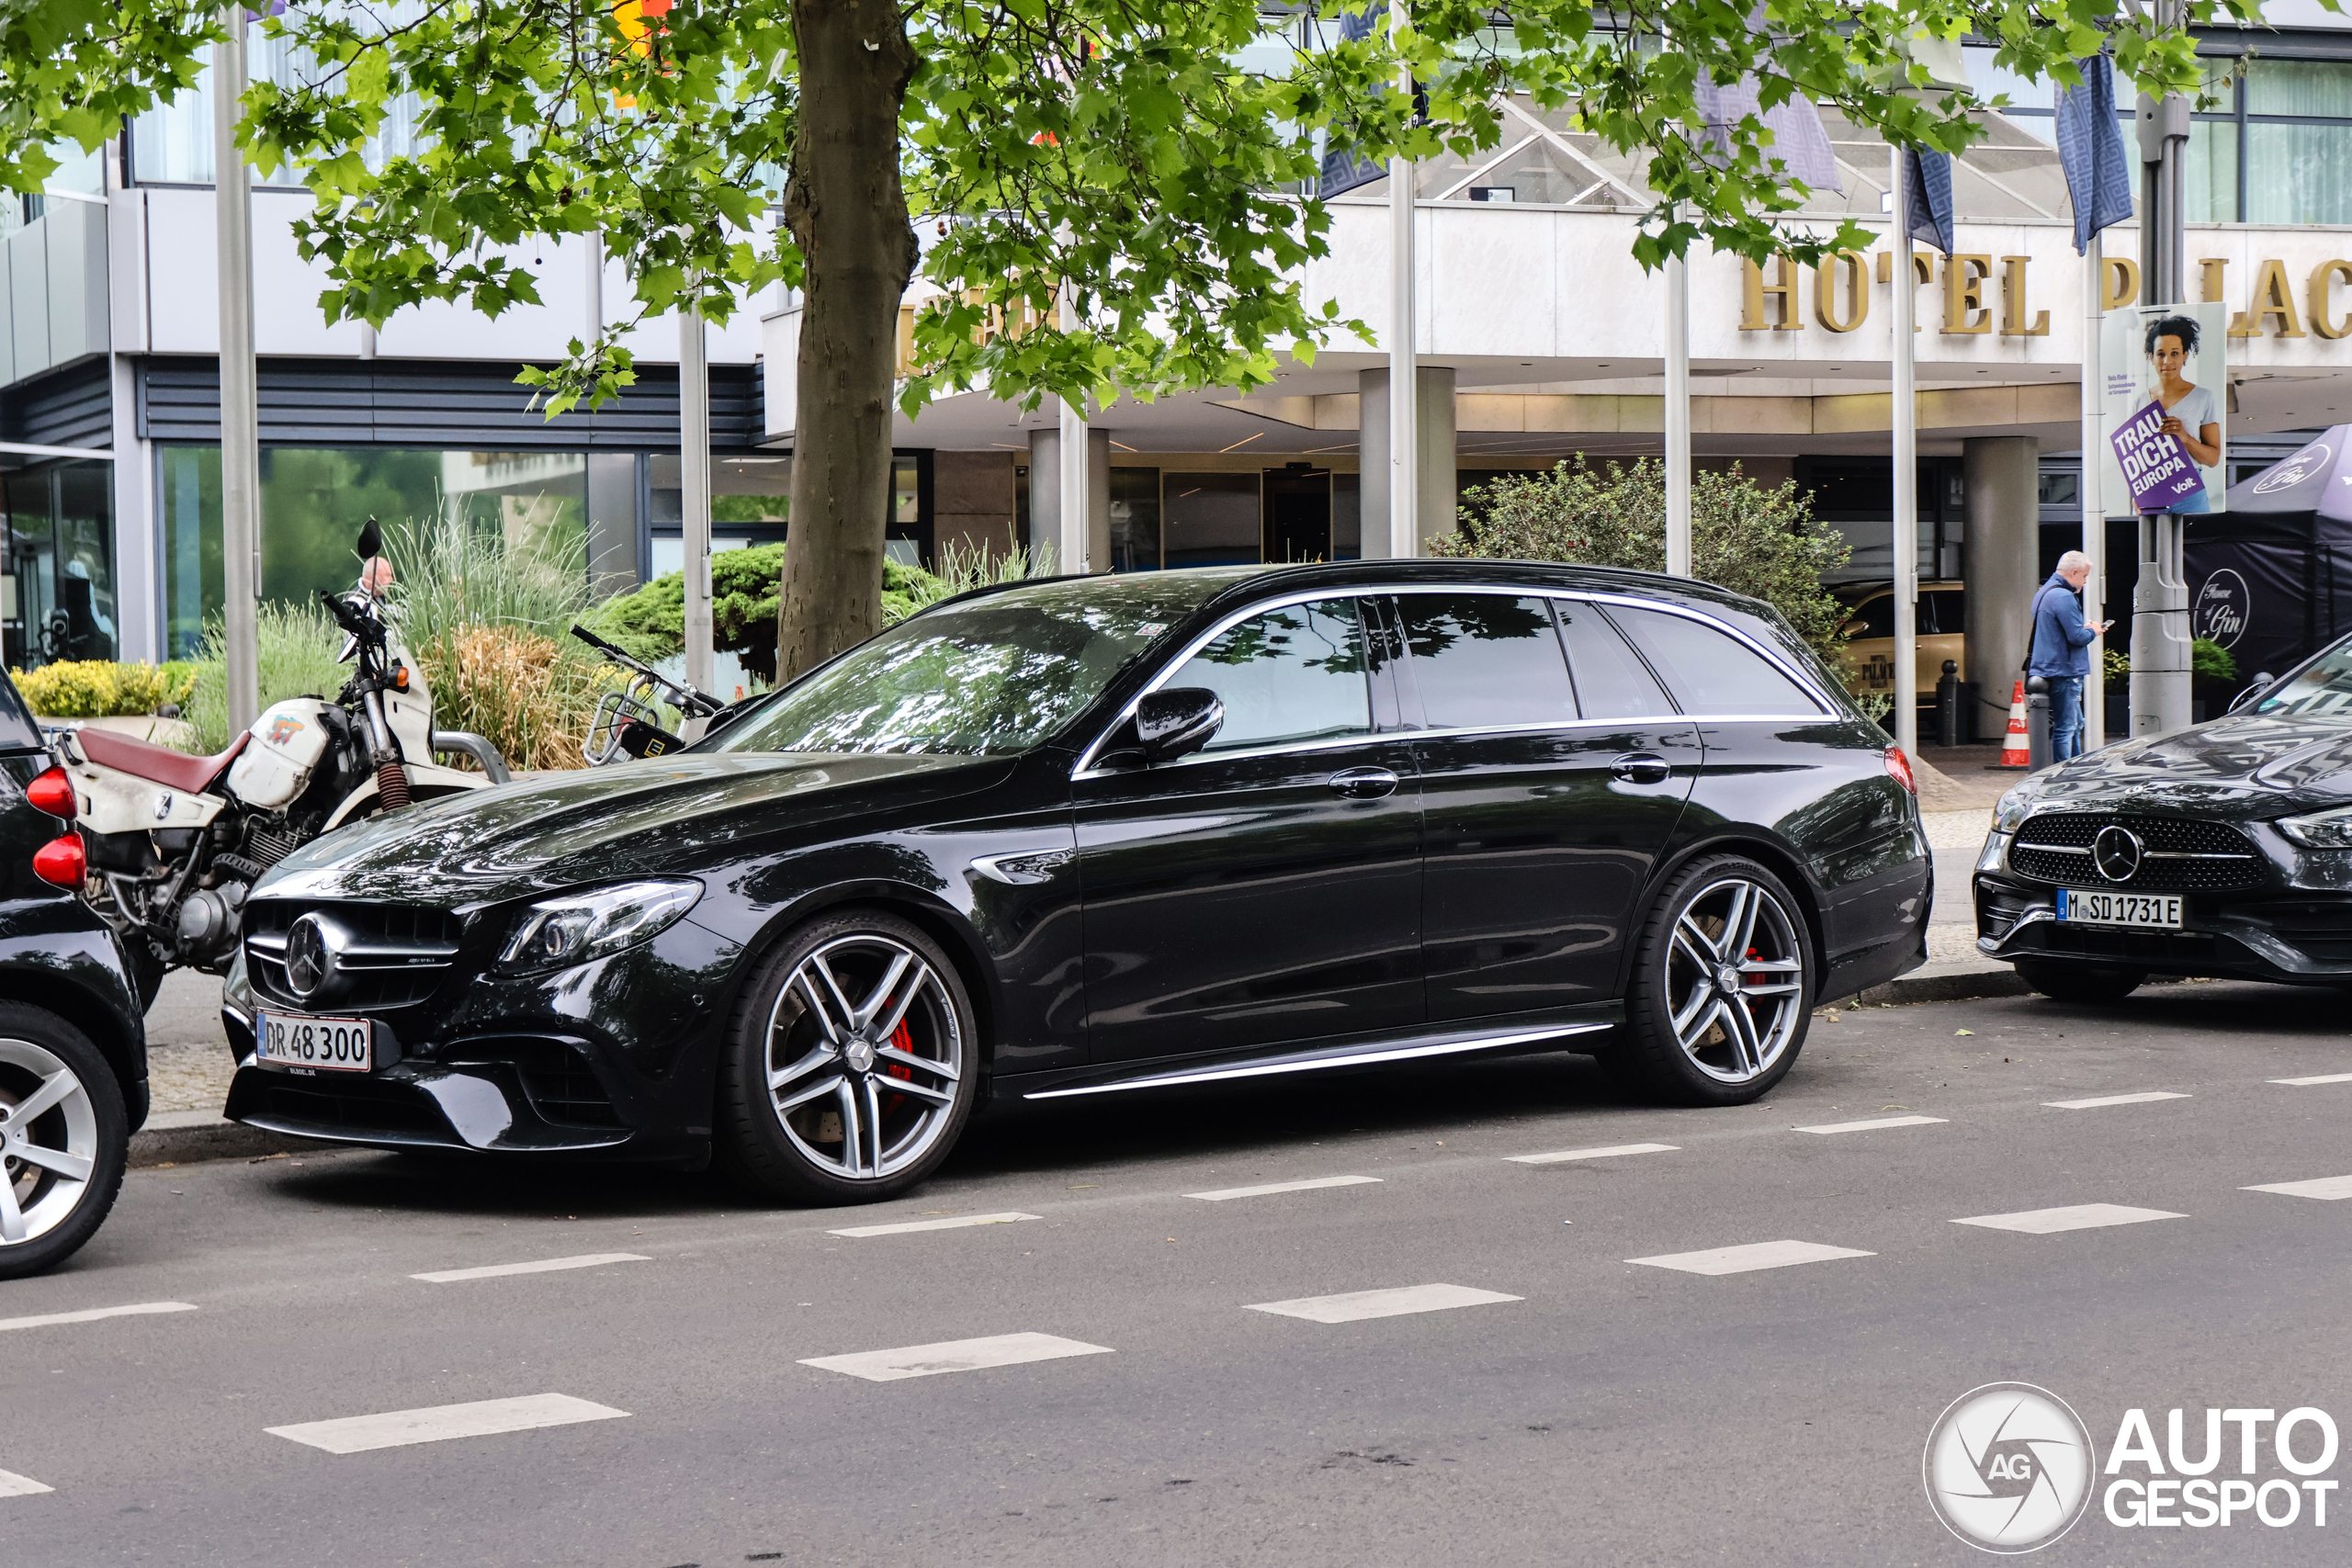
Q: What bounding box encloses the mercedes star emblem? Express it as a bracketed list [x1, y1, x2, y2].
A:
[284, 914, 334, 998]
[2093, 825, 2144, 884]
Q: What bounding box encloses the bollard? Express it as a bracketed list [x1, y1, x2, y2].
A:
[1936, 660, 1961, 750]
[2027, 675, 2052, 771]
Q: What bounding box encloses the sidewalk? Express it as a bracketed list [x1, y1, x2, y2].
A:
[132, 969, 311, 1167]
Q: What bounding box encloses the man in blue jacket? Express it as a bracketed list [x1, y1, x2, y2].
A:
[2028, 550, 2113, 761]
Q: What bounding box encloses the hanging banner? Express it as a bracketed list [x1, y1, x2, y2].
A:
[2099, 301, 2228, 516]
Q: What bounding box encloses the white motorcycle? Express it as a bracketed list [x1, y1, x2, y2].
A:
[54, 522, 508, 1001]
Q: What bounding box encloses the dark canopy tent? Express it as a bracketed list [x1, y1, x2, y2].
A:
[2188, 429, 2352, 684]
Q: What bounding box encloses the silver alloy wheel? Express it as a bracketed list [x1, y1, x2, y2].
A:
[1663, 876, 1807, 1085]
[763, 933, 964, 1180]
[0, 1037, 100, 1247]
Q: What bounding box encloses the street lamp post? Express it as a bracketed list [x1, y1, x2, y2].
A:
[2130, 0, 2194, 738]
[213, 4, 259, 733]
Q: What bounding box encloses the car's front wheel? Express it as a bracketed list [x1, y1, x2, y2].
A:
[1613, 855, 1815, 1106]
[2015, 959, 2145, 1005]
[715, 911, 978, 1204]
[0, 1005, 129, 1280]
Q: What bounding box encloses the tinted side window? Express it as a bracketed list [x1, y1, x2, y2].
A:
[1396, 593, 1576, 729]
[1924, 590, 1965, 636]
[1604, 605, 1825, 716]
[1846, 594, 1894, 639]
[1166, 598, 1372, 751]
[1555, 601, 1672, 719]
[0, 673, 41, 752]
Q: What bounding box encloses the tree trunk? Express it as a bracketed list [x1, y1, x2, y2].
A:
[776, 0, 919, 682]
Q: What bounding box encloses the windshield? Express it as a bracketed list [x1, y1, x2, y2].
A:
[2255, 639, 2352, 718]
[710, 573, 1244, 756]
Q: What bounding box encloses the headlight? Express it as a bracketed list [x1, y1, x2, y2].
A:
[1990, 785, 2041, 835]
[497, 880, 703, 971]
[2278, 805, 2352, 850]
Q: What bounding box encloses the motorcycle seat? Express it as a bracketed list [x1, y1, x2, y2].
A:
[75, 728, 251, 795]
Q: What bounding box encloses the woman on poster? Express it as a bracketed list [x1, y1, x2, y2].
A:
[2146, 314, 2222, 513]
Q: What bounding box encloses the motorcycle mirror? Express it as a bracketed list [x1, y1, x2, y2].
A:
[355, 516, 381, 561]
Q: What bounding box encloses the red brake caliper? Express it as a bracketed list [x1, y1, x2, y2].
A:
[882, 1018, 914, 1109]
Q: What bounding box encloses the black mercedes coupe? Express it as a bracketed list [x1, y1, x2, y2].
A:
[222, 561, 1928, 1202]
[1977, 632, 2352, 1002]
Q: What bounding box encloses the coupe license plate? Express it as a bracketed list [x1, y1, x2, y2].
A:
[2057, 889, 2183, 930]
[255, 1012, 373, 1073]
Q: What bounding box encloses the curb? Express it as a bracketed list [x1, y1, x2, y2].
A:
[130, 1111, 327, 1168]
[1830, 964, 2029, 1009]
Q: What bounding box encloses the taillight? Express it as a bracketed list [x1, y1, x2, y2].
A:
[25, 766, 75, 819]
[1883, 745, 1917, 796]
[32, 833, 85, 888]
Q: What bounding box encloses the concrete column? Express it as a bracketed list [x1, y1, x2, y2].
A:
[1024, 425, 1111, 570]
[1962, 434, 2041, 735]
[1357, 367, 1457, 557]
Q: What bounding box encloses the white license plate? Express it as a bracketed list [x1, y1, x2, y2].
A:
[2057, 889, 2183, 929]
[255, 1012, 373, 1073]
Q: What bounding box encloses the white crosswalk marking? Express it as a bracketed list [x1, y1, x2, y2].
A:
[1794, 1115, 1947, 1135]
[1630, 1240, 1874, 1276]
[1506, 1143, 1678, 1166]
[1952, 1203, 2185, 1235]
[2043, 1091, 2190, 1110]
[1185, 1176, 1381, 1201]
[0, 1302, 198, 1334]
[2270, 1072, 2352, 1087]
[800, 1332, 1114, 1382]
[412, 1253, 649, 1283]
[0, 1469, 53, 1498]
[267, 1393, 628, 1454]
[827, 1213, 1041, 1237]
[1245, 1284, 1521, 1323]
[2245, 1175, 2352, 1201]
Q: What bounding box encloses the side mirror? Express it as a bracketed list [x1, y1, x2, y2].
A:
[1136, 688, 1224, 764]
[2230, 673, 2276, 715]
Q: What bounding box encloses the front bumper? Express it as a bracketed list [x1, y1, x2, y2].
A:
[219, 914, 741, 1160]
[1973, 823, 2352, 983]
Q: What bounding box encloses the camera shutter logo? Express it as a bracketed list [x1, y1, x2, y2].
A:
[1923, 1382, 2097, 1553]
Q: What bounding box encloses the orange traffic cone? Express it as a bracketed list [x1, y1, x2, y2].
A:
[1998, 679, 2031, 768]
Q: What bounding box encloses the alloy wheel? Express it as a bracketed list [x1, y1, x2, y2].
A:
[0, 1038, 101, 1248]
[763, 933, 965, 1180]
[1663, 876, 1808, 1085]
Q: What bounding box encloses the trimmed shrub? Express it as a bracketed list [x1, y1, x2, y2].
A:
[14, 660, 198, 718]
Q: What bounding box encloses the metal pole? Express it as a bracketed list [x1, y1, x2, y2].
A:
[214, 4, 259, 734]
[1057, 278, 1088, 573]
[2130, 0, 2193, 737]
[1891, 146, 1919, 759]
[1387, 0, 1417, 559]
[679, 303, 714, 710]
[586, 231, 604, 341]
[1665, 244, 1692, 577]
[2081, 231, 2107, 750]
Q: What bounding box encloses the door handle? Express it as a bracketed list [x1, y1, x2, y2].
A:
[1610, 752, 1672, 784]
[1328, 766, 1399, 800]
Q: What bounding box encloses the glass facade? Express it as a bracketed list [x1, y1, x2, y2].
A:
[1969, 44, 2352, 226]
[128, 35, 424, 186]
[1, 460, 117, 669]
[157, 446, 611, 658]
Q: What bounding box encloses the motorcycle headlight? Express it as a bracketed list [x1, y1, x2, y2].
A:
[1990, 785, 2041, 835]
[2278, 805, 2352, 850]
[497, 880, 703, 971]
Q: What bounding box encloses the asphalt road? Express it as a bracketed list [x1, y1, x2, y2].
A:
[9, 981, 2352, 1566]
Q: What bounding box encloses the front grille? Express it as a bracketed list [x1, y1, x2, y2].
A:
[444, 1039, 623, 1129]
[2010, 814, 2266, 892]
[245, 900, 465, 1012]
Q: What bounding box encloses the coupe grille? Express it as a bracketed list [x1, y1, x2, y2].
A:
[2009, 814, 2266, 892]
[245, 900, 465, 1012]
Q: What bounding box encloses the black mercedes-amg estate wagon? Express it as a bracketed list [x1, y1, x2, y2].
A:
[222, 561, 1929, 1201]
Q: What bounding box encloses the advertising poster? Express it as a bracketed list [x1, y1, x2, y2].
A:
[2099, 300, 2228, 516]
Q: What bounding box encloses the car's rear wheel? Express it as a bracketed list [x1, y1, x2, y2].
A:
[715, 911, 978, 1204]
[1613, 855, 1814, 1106]
[2015, 959, 2145, 1004]
[0, 1006, 128, 1280]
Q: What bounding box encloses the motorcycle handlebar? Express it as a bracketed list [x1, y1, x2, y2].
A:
[569, 624, 724, 716]
[318, 588, 385, 641]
